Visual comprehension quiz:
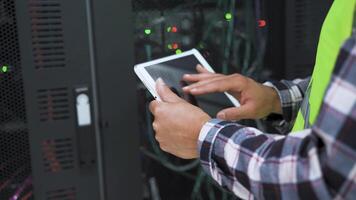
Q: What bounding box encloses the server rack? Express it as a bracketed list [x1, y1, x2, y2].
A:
[0, 0, 141, 199]
[265, 0, 333, 80]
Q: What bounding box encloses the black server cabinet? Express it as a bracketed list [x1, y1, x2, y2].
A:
[283, 0, 333, 79]
[1, 0, 141, 199]
[265, 0, 333, 80]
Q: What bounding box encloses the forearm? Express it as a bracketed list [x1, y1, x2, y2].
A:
[198, 119, 328, 199]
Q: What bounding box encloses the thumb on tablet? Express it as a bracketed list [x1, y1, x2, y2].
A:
[156, 78, 182, 103]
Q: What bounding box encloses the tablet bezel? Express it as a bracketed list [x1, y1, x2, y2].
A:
[134, 48, 240, 107]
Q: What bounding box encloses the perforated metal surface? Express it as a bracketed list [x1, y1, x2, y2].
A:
[0, 0, 33, 199]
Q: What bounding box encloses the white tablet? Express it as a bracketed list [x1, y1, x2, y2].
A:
[134, 49, 240, 117]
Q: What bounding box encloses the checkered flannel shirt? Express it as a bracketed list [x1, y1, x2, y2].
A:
[264, 77, 310, 134]
[198, 35, 356, 199]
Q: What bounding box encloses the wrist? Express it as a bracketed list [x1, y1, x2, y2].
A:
[262, 84, 282, 115]
[194, 115, 211, 155]
[197, 115, 211, 135]
[270, 87, 282, 114]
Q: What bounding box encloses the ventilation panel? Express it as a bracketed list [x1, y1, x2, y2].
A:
[37, 87, 70, 122]
[29, 0, 66, 69]
[42, 138, 75, 173]
[46, 187, 76, 200]
[0, 0, 33, 199]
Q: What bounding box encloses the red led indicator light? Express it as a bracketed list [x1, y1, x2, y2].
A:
[171, 26, 178, 33]
[258, 20, 266, 27]
[172, 43, 179, 49]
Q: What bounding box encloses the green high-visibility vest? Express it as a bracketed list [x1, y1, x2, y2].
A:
[292, 0, 356, 132]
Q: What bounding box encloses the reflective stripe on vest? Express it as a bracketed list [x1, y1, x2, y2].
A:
[292, 0, 356, 132]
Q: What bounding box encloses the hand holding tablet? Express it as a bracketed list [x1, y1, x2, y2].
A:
[134, 49, 240, 117]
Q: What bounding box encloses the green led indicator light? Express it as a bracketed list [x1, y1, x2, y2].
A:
[144, 28, 152, 35]
[175, 49, 182, 54]
[167, 44, 173, 50]
[166, 26, 172, 32]
[225, 13, 233, 21]
[1, 65, 8, 73]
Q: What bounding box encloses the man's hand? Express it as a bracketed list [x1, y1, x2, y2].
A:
[182, 64, 282, 120]
[149, 78, 211, 159]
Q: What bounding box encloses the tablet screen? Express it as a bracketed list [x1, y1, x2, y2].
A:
[144, 55, 234, 117]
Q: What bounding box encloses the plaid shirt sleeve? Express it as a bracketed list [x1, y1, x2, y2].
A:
[198, 36, 356, 199]
[263, 78, 310, 133]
